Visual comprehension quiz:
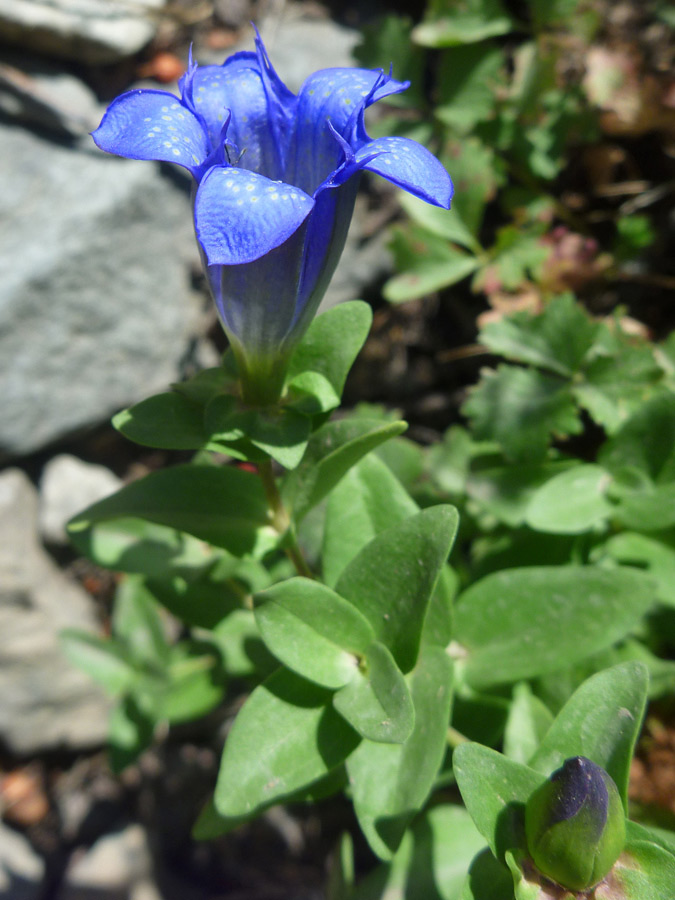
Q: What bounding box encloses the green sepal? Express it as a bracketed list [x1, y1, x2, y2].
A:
[205, 394, 311, 469]
[524, 756, 626, 891]
[285, 300, 373, 404]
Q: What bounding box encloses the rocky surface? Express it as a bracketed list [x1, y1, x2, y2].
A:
[59, 824, 159, 900]
[0, 119, 209, 459]
[0, 469, 110, 754]
[0, 0, 167, 65]
[39, 454, 122, 545]
[0, 821, 44, 900]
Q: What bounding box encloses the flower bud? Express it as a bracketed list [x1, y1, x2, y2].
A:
[525, 756, 626, 891]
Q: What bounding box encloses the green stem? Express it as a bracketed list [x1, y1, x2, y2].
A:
[446, 726, 470, 749]
[257, 459, 313, 579]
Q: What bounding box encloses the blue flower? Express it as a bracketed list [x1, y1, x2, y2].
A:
[93, 32, 453, 404]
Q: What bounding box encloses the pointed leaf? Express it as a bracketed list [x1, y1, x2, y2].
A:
[322, 454, 419, 587]
[214, 668, 360, 817]
[286, 300, 373, 402]
[528, 662, 648, 807]
[453, 743, 544, 860]
[68, 464, 276, 558]
[282, 418, 408, 524]
[347, 645, 454, 859]
[254, 578, 375, 689]
[454, 567, 655, 689]
[525, 463, 614, 534]
[333, 641, 414, 744]
[113, 392, 212, 450]
[336, 506, 459, 673]
[60, 630, 134, 695]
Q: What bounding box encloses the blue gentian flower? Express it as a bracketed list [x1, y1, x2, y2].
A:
[93, 31, 453, 404]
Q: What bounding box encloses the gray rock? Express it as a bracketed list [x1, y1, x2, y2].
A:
[0, 821, 44, 900]
[202, 14, 360, 92]
[0, 55, 102, 136]
[0, 0, 166, 65]
[39, 454, 122, 545]
[0, 122, 206, 458]
[59, 824, 157, 900]
[0, 469, 110, 754]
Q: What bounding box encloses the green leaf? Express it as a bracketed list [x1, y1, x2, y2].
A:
[282, 417, 408, 524]
[214, 668, 360, 817]
[333, 641, 414, 744]
[479, 294, 599, 378]
[211, 609, 275, 677]
[159, 641, 225, 724]
[503, 683, 553, 766]
[60, 630, 134, 695]
[466, 460, 577, 527]
[322, 454, 419, 587]
[347, 645, 454, 859]
[460, 848, 514, 900]
[463, 365, 581, 462]
[525, 463, 614, 534]
[286, 300, 373, 400]
[441, 137, 504, 234]
[254, 578, 375, 689]
[436, 43, 503, 135]
[68, 464, 276, 559]
[67, 516, 215, 576]
[528, 662, 648, 808]
[108, 694, 155, 773]
[352, 804, 487, 900]
[112, 577, 170, 667]
[613, 482, 675, 532]
[113, 391, 213, 450]
[574, 345, 664, 434]
[474, 226, 549, 294]
[147, 570, 242, 629]
[613, 840, 675, 899]
[599, 532, 675, 606]
[172, 364, 236, 406]
[285, 371, 341, 416]
[413, 0, 514, 46]
[453, 743, 543, 859]
[398, 192, 482, 253]
[385, 235, 480, 304]
[454, 567, 656, 689]
[599, 392, 675, 482]
[205, 397, 311, 469]
[336, 506, 459, 673]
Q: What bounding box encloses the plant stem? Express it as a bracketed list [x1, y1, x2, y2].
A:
[257, 459, 314, 578]
[447, 726, 470, 749]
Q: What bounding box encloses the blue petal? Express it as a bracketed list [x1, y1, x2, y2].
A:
[290, 68, 408, 195]
[354, 136, 454, 208]
[92, 89, 209, 175]
[194, 167, 314, 265]
[181, 41, 296, 180]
